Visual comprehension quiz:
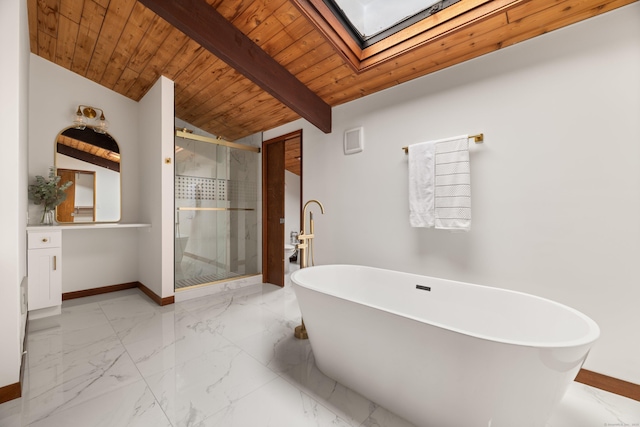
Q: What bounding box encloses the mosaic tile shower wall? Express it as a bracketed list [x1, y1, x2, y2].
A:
[175, 176, 257, 204]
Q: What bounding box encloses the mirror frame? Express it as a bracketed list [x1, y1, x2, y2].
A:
[54, 125, 122, 223]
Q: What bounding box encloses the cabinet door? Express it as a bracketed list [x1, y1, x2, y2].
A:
[27, 248, 62, 310]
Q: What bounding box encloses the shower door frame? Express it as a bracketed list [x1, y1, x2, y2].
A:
[174, 129, 261, 290]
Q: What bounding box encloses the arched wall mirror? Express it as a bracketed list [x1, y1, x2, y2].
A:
[54, 126, 121, 223]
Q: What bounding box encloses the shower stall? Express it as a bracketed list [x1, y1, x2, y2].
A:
[174, 126, 260, 290]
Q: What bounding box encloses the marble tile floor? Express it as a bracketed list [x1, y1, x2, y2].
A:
[1, 275, 639, 427]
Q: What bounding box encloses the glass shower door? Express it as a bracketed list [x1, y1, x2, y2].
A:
[175, 133, 259, 290]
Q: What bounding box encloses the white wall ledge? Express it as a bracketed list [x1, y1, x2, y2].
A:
[27, 223, 151, 231]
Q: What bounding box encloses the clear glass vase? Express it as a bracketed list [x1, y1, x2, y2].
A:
[41, 209, 54, 225]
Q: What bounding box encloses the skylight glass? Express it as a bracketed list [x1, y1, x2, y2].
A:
[328, 0, 461, 45]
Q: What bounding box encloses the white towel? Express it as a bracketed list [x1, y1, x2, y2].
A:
[408, 135, 471, 231]
[434, 135, 471, 231]
[408, 141, 435, 227]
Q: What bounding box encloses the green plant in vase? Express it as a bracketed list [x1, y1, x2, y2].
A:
[28, 167, 73, 224]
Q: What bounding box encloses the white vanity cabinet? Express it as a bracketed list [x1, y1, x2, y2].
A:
[27, 229, 62, 318]
[25, 223, 151, 319]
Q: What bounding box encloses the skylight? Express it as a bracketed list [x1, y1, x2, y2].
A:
[327, 0, 461, 46]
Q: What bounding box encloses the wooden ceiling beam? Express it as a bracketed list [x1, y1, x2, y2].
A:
[138, 0, 332, 134]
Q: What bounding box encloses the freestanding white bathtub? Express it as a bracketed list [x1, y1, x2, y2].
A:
[291, 265, 600, 427]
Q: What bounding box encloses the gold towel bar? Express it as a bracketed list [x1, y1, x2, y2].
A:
[402, 133, 483, 154]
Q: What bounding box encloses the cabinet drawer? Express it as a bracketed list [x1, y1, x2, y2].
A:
[28, 230, 61, 249]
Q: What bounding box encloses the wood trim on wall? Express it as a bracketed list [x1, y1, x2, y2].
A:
[576, 369, 640, 402]
[0, 382, 21, 405]
[62, 282, 174, 306]
[137, 282, 175, 306]
[62, 282, 139, 300]
[1, 311, 30, 404]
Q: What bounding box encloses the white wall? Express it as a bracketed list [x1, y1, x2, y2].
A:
[265, 4, 640, 384]
[0, 0, 29, 390]
[285, 170, 301, 244]
[28, 55, 141, 293]
[74, 172, 94, 210]
[138, 76, 175, 299]
[29, 55, 140, 223]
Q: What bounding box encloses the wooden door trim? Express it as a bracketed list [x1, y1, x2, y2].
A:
[262, 130, 303, 287]
[263, 137, 286, 286]
[56, 169, 76, 223]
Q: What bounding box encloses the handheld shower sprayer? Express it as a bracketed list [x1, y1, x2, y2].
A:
[299, 200, 324, 268]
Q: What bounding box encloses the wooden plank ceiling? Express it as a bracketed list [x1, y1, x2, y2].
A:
[28, 0, 636, 142]
[57, 134, 120, 164]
